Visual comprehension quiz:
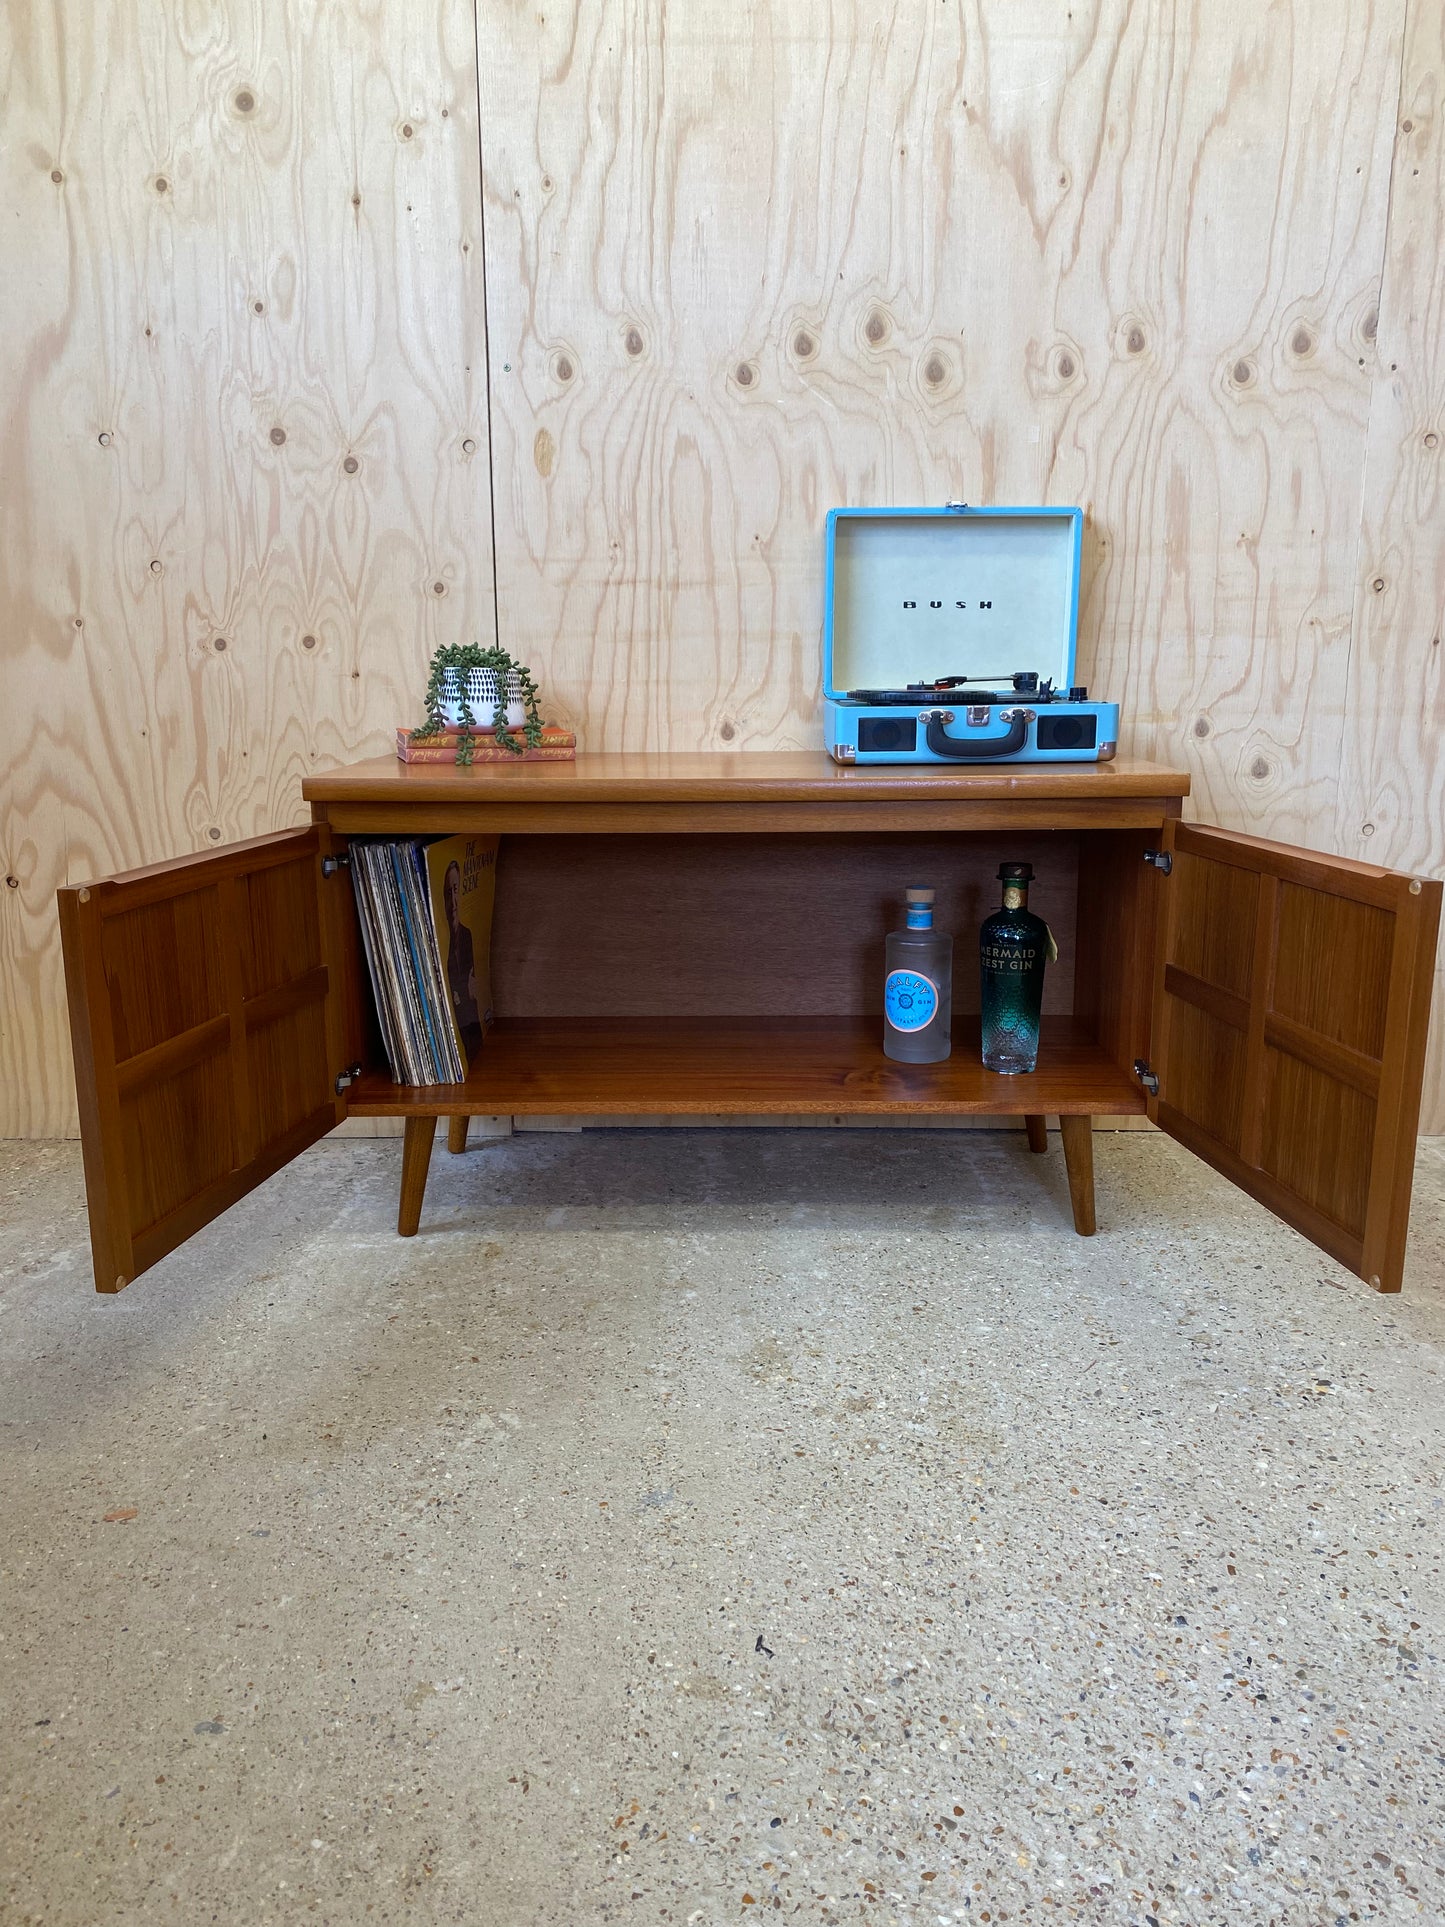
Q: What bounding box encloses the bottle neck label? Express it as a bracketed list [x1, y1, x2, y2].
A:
[906, 906, 933, 930]
[1003, 886, 1026, 910]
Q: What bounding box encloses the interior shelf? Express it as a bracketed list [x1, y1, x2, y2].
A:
[345, 1016, 1147, 1118]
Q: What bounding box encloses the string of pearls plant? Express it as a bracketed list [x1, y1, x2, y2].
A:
[413, 643, 545, 765]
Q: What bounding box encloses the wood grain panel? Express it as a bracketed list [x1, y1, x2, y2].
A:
[1161, 1000, 1249, 1158]
[1168, 853, 1259, 1002]
[1262, 1011, 1383, 1099]
[1152, 816, 1440, 1290]
[243, 856, 324, 999]
[1073, 828, 1166, 1082]
[120, 1056, 236, 1238]
[302, 750, 1192, 804]
[249, 1005, 332, 1148]
[1162, 965, 1251, 1036]
[317, 797, 1175, 837]
[0, 0, 495, 1136]
[101, 895, 223, 1059]
[1272, 880, 1393, 1056]
[345, 1015, 1146, 1117]
[1336, 0, 1445, 1131]
[57, 826, 348, 1289]
[1260, 1046, 1376, 1235]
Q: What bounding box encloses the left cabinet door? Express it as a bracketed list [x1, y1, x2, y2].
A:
[58, 827, 361, 1292]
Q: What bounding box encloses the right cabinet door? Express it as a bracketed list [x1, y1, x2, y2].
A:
[1149, 820, 1441, 1292]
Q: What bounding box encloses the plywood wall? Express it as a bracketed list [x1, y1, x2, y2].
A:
[0, 0, 495, 1136]
[3, 0, 1442, 1135]
[1336, 0, 1445, 1133]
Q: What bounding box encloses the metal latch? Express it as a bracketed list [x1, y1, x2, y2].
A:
[322, 852, 351, 877]
[965, 704, 991, 727]
[1143, 849, 1173, 875]
[1133, 1059, 1160, 1096]
[334, 1062, 362, 1094]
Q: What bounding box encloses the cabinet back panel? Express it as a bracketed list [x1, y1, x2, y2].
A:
[489, 834, 1078, 1018]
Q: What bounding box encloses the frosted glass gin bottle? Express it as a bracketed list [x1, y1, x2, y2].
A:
[979, 862, 1054, 1073]
[883, 888, 953, 1063]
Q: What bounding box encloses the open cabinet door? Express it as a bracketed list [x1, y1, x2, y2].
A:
[1149, 821, 1441, 1293]
[58, 827, 362, 1292]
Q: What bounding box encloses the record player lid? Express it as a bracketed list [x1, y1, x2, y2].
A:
[823, 506, 1082, 703]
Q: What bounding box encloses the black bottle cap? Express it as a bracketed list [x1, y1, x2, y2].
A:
[997, 862, 1034, 884]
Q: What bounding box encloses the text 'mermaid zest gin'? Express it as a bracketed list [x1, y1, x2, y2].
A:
[883, 888, 953, 1063]
[979, 862, 1056, 1073]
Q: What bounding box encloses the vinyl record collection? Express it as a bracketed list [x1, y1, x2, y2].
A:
[351, 841, 466, 1085]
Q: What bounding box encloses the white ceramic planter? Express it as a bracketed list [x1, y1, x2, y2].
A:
[438, 667, 525, 729]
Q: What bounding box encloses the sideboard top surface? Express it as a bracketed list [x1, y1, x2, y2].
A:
[302, 750, 1191, 808]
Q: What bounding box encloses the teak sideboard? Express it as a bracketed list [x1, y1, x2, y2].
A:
[58, 753, 1440, 1296]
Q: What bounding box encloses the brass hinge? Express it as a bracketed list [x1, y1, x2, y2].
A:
[1143, 849, 1172, 875]
[1133, 1058, 1160, 1096]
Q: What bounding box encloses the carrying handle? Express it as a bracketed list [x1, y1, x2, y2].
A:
[924, 707, 1030, 760]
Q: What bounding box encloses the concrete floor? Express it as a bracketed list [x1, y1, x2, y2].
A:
[2, 1130, 1444, 1927]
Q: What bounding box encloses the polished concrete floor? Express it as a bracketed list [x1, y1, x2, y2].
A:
[2, 1129, 1443, 1927]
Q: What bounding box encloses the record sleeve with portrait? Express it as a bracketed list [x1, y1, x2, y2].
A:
[424, 833, 499, 1066]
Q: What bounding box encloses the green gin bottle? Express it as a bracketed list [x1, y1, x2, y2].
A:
[883, 888, 952, 1063]
[979, 863, 1054, 1073]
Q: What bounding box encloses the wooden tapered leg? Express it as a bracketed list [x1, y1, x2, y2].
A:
[1058, 1114, 1096, 1236]
[1024, 1113, 1047, 1154]
[399, 1116, 437, 1237]
[447, 1114, 469, 1155]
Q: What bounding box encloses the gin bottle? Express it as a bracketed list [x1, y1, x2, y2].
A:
[979, 862, 1054, 1073]
[884, 888, 952, 1063]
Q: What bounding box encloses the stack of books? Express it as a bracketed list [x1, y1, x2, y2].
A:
[395, 725, 576, 764]
[350, 835, 499, 1085]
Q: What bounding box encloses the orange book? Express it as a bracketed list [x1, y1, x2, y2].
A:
[396, 725, 576, 764]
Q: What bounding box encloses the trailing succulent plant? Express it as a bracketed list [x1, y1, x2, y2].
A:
[414, 642, 545, 765]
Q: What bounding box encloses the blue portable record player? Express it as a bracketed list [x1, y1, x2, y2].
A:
[823, 504, 1118, 765]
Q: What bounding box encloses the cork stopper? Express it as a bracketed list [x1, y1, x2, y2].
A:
[905, 887, 935, 905]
